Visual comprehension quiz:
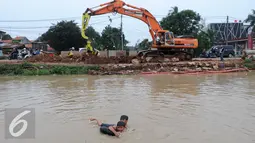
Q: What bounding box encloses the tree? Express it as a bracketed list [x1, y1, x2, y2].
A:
[101, 25, 128, 50]
[137, 39, 152, 50]
[39, 20, 85, 51]
[2, 34, 12, 40]
[245, 9, 255, 31]
[85, 26, 102, 50]
[195, 29, 216, 57]
[160, 7, 202, 36]
[0, 31, 5, 40]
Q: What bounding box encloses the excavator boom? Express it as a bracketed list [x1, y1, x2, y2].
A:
[82, 0, 162, 41]
[81, 0, 198, 60]
[81, 13, 91, 40]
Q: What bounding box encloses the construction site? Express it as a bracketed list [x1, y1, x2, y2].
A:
[27, 0, 255, 75]
[1, 0, 255, 75]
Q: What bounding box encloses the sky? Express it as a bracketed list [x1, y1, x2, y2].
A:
[1, 0, 254, 46]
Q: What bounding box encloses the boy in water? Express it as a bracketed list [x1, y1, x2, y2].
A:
[120, 115, 129, 128]
[89, 118, 126, 137]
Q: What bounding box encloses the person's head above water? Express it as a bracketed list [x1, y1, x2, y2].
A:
[120, 115, 128, 125]
[116, 121, 126, 132]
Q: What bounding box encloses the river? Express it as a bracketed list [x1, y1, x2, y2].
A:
[0, 73, 255, 143]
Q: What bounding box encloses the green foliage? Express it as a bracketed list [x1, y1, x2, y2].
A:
[244, 63, 255, 69]
[0, 56, 7, 60]
[21, 62, 34, 68]
[0, 30, 5, 34]
[23, 69, 37, 76]
[49, 65, 100, 75]
[39, 20, 85, 51]
[0, 64, 22, 75]
[243, 58, 255, 69]
[37, 21, 129, 51]
[0, 63, 100, 76]
[244, 59, 253, 64]
[195, 29, 216, 56]
[136, 39, 152, 50]
[245, 9, 255, 31]
[101, 25, 129, 50]
[85, 26, 102, 50]
[160, 6, 202, 36]
[1, 34, 12, 40]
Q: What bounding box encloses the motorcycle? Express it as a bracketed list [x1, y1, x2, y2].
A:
[9, 50, 32, 60]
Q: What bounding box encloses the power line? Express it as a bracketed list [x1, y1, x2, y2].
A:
[0, 17, 121, 30]
[0, 14, 244, 23]
[0, 17, 80, 23]
[0, 15, 114, 23]
[0, 14, 245, 31]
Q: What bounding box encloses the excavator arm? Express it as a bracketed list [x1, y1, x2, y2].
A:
[81, 0, 198, 61]
[81, 0, 162, 41]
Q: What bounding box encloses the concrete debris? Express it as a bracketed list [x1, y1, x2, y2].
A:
[132, 59, 140, 65]
[146, 57, 153, 62]
[22, 54, 247, 75]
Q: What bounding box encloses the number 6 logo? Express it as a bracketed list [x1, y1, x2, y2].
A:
[9, 110, 31, 137]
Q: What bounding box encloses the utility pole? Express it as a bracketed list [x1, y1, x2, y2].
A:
[120, 14, 124, 50]
[226, 16, 229, 45]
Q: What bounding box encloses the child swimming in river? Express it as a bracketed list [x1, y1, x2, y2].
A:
[120, 115, 129, 128]
[90, 115, 129, 128]
[89, 118, 126, 137]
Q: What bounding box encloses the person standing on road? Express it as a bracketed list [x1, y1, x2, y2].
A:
[220, 47, 225, 61]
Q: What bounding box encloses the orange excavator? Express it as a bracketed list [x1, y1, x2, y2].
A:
[81, 0, 198, 60]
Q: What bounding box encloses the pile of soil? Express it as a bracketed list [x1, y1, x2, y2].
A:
[26, 54, 136, 64]
[24, 53, 248, 76]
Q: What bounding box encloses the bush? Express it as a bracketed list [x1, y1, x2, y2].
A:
[0, 56, 7, 60]
[0, 63, 100, 76]
[244, 59, 252, 64]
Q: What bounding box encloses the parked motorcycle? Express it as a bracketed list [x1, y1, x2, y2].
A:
[9, 48, 32, 60]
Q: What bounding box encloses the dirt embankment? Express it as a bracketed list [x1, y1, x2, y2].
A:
[0, 54, 249, 75]
[26, 54, 135, 64]
[88, 60, 246, 75]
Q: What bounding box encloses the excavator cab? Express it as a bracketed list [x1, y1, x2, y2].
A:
[165, 32, 175, 46]
[155, 31, 175, 47]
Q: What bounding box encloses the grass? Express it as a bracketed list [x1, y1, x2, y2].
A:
[0, 56, 7, 60]
[243, 59, 255, 69]
[0, 62, 100, 76]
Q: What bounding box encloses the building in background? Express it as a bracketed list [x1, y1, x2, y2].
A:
[12, 36, 31, 44]
[208, 22, 255, 56]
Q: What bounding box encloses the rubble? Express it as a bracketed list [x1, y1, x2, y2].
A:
[21, 54, 248, 75]
[85, 60, 245, 75]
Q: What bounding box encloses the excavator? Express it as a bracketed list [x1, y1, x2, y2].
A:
[81, 0, 198, 60]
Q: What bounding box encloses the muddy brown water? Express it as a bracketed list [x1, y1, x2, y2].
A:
[0, 73, 255, 143]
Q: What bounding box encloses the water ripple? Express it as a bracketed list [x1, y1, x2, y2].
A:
[0, 73, 255, 143]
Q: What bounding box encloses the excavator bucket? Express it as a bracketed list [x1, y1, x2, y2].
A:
[81, 12, 91, 40]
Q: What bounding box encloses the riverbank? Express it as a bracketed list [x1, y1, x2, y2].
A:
[0, 62, 100, 76]
[0, 59, 254, 76]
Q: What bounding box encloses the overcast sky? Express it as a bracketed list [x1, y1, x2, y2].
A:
[1, 0, 254, 46]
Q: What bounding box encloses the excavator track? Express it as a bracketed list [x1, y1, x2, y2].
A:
[137, 49, 193, 62]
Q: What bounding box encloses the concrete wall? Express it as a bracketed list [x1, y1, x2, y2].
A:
[129, 51, 138, 56]
[99, 51, 108, 57]
[108, 50, 129, 57]
[61, 51, 81, 57]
